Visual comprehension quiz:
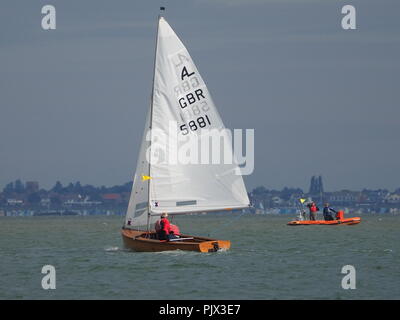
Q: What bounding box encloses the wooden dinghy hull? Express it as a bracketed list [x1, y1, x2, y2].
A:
[121, 229, 230, 253]
[287, 217, 361, 226]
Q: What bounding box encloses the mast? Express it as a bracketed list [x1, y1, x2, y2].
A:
[146, 7, 164, 232]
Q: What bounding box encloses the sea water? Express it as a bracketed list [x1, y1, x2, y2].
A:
[0, 214, 399, 299]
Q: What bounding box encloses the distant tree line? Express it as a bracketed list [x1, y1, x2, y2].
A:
[2, 179, 400, 210]
[1, 179, 133, 202]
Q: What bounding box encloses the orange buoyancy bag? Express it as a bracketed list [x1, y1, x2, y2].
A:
[336, 210, 344, 220]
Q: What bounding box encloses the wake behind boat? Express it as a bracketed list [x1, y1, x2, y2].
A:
[121, 9, 249, 252]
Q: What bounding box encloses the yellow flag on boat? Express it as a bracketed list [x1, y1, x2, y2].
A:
[142, 175, 152, 181]
[299, 198, 306, 204]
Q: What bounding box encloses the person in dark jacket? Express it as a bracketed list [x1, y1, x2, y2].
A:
[323, 203, 336, 221]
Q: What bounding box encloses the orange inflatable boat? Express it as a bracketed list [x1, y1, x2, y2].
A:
[288, 210, 361, 226]
[287, 217, 361, 226]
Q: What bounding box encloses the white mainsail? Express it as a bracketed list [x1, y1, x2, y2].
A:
[125, 17, 249, 228]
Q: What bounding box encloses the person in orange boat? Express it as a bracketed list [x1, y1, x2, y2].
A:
[155, 212, 179, 241]
[307, 202, 319, 221]
[323, 203, 336, 221]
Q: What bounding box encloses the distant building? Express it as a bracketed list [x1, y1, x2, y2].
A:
[309, 175, 324, 195]
[26, 181, 39, 193]
[7, 199, 24, 205]
[326, 191, 360, 205]
[271, 196, 283, 206]
[101, 193, 122, 203]
[102, 193, 121, 200]
[41, 198, 51, 206]
[360, 189, 389, 204]
[63, 196, 102, 206]
[386, 193, 400, 204]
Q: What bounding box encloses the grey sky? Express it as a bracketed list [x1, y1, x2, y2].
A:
[0, 0, 399, 192]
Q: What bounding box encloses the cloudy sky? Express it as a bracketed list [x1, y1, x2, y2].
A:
[0, 0, 399, 192]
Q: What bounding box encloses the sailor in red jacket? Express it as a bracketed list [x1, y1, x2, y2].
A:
[307, 202, 319, 221]
[155, 212, 169, 240]
[156, 212, 179, 241]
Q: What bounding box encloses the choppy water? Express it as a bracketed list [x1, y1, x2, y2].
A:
[0, 214, 399, 299]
